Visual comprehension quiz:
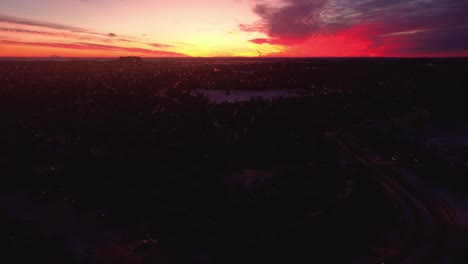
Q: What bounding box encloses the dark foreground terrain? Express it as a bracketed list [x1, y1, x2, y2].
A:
[0, 58, 467, 263]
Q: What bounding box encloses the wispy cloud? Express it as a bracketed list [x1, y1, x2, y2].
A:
[0, 40, 187, 57]
[0, 14, 91, 33]
[0, 14, 183, 56]
[149, 43, 175, 48]
[0, 14, 128, 39]
[0, 27, 65, 37]
[0, 26, 98, 41]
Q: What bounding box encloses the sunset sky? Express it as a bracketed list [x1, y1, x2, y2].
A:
[1, 0, 468, 57]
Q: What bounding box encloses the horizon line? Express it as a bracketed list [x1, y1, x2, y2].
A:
[1, 56, 468, 60]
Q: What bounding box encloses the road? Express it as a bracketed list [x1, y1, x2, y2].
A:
[337, 134, 462, 263]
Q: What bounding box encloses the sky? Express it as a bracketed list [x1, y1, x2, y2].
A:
[0, 0, 468, 57]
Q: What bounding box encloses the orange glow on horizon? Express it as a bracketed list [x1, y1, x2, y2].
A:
[1, 0, 468, 58]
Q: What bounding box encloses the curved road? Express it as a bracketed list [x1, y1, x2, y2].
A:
[337, 134, 461, 263]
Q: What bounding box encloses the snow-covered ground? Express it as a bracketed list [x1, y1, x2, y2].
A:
[422, 122, 468, 163]
[0, 191, 163, 263]
[224, 168, 273, 189]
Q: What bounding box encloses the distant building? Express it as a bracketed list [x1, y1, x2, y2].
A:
[118, 56, 143, 63]
[49, 55, 62, 61]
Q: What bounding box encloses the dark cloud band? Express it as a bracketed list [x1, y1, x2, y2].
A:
[240, 0, 468, 54]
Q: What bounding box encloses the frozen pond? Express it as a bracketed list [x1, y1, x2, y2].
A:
[192, 89, 309, 103]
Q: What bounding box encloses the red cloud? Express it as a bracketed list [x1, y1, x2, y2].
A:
[241, 0, 468, 56]
[249, 38, 307, 46]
